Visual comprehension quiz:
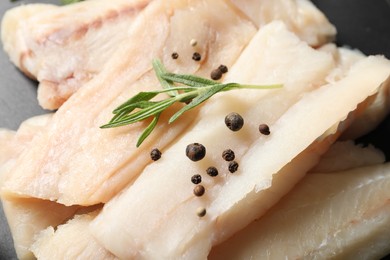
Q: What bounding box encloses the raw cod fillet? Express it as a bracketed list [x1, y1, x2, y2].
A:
[26, 142, 385, 259]
[30, 210, 118, 260]
[91, 50, 390, 256]
[1, 0, 257, 206]
[209, 163, 390, 259]
[1, 0, 336, 110]
[310, 141, 385, 173]
[89, 21, 390, 259]
[0, 115, 80, 260]
[229, 0, 336, 47]
[1, 0, 152, 109]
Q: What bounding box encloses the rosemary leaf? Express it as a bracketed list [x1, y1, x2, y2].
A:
[61, 0, 84, 4]
[102, 98, 175, 128]
[110, 101, 157, 123]
[169, 83, 229, 123]
[136, 114, 160, 147]
[153, 59, 178, 97]
[161, 73, 217, 88]
[113, 92, 160, 114]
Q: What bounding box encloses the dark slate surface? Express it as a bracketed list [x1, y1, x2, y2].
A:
[0, 0, 389, 259]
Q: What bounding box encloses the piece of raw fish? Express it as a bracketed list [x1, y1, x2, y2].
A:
[1, 0, 257, 206]
[310, 141, 385, 173]
[30, 210, 117, 260]
[90, 21, 372, 259]
[1, 0, 152, 109]
[229, 0, 336, 47]
[0, 114, 79, 260]
[209, 163, 390, 259]
[1, 0, 335, 109]
[92, 52, 390, 257]
[26, 141, 383, 259]
[317, 46, 390, 140]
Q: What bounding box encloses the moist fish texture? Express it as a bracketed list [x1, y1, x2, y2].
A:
[229, 0, 336, 47]
[310, 141, 385, 173]
[209, 163, 390, 260]
[24, 141, 382, 259]
[1, 0, 152, 110]
[1, 0, 335, 109]
[1, 0, 257, 206]
[30, 210, 118, 260]
[0, 115, 80, 260]
[90, 26, 390, 257]
[89, 21, 350, 259]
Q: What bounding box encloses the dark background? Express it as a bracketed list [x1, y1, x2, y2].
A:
[0, 0, 389, 259]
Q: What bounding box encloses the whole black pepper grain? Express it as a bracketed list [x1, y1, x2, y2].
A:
[190, 39, 198, 47]
[171, 52, 179, 59]
[225, 112, 244, 131]
[186, 143, 206, 161]
[150, 148, 162, 161]
[194, 185, 205, 196]
[210, 69, 223, 80]
[191, 174, 202, 184]
[259, 124, 271, 135]
[206, 166, 218, 177]
[196, 207, 206, 217]
[228, 161, 239, 173]
[218, 64, 228, 74]
[222, 149, 235, 161]
[192, 52, 201, 61]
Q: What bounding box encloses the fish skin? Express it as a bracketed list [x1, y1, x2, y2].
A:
[209, 163, 390, 260]
[89, 21, 346, 259]
[1, 0, 152, 110]
[1, 0, 257, 206]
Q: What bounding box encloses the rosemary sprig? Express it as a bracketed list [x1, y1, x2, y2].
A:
[101, 59, 282, 147]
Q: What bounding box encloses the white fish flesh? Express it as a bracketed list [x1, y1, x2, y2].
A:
[1, 0, 257, 206]
[209, 163, 390, 259]
[229, 0, 336, 47]
[310, 141, 385, 173]
[1, 0, 335, 109]
[30, 210, 117, 260]
[1, 0, 152, 109]
[0, 115, 79, 260]
[90, 21, 390, 259]
[26, 141, 383, 259]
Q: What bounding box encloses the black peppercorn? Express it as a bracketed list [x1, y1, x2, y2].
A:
[171, 52, 179, 59]
[228, 161, 239, 173]
[194, 185, 205, 196]
[210, 69, 223, 80]
[218, 64, 228, 74]
[186, 143, 206, 161]
[225, 112, 244, 131]
[196, 207, 206, 217]
[192, 52, 201, 61]
[206, 166, 218, 177]
[150, 148, 162, 161]
[191, 174, 202, 184]
[222, 149, 235, 161]
[259, 124, 271, 135]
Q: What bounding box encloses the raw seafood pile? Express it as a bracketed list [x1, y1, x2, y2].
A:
[0, 0, 389, 259]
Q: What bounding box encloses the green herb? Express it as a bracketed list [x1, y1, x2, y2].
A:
[101, 59, 282, 147]
[61, 0, 84, 4]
